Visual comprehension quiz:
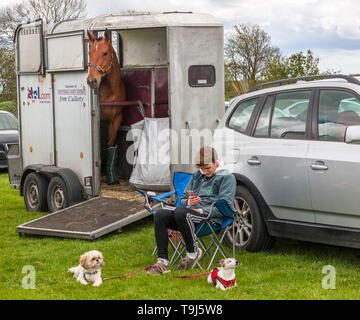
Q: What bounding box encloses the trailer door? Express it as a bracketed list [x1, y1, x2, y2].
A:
[16, 20, 55, 170]
[168, 26, 224, 173]
[46, 31, 96, 197]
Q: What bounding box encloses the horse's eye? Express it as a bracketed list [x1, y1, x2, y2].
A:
[103, 52, 108, 57]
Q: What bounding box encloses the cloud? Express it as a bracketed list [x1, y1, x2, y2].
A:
[3, 0, 360, 73]
[312, 48, 360, 74]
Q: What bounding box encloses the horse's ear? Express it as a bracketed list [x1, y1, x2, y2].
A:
[104, 28, 111, 42]
[87, 30, 96, 43]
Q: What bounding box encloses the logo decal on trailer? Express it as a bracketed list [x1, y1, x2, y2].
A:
[27, 87, 51, 103]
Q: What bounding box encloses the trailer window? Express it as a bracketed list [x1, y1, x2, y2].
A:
[17, 24, 43, 73]
[188, 65, 215, 87]
[46, 31, 85, 72]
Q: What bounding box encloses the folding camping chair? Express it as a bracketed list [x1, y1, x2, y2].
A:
[137, 171, 236, 270]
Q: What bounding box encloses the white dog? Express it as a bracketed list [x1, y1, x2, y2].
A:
[68, 250, 104, 286]
[207, 258, 238, 290]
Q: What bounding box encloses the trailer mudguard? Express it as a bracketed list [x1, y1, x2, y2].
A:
[20, 165, 84, 206]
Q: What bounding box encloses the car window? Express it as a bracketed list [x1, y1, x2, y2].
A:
[318, 90, 360, 142]
[270, 91, 311, 139]
[254, 95, 274, 136]
[228, 98, 258, 132]
[0, 113, 18, 130]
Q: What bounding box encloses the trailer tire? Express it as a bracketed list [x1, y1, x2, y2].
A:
[23, 172, 49, 212]
[47, 176, 69, 213]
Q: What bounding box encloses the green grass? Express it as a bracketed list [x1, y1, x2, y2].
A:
[1, 171, 360, 300]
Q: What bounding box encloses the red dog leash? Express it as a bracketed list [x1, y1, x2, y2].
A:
[173, 272, 211, 279]
[103, 265, 156, 281]
[174, 269, 236, 289]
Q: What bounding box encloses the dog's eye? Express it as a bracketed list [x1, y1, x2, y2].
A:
[103, 52, 108, 57]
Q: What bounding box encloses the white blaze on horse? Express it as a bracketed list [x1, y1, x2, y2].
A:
[87, 29, 126, 184]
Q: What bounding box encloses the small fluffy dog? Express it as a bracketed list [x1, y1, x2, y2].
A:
[68, 250, 104, 286]
[207, 258, 238, 290]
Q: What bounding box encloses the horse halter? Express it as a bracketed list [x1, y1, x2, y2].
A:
[88, 52, 114, 76]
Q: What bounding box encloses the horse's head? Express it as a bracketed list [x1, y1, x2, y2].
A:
[87, 29, 114, 90]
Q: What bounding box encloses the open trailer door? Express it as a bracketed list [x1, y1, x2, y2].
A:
[167, 25, 224, 174]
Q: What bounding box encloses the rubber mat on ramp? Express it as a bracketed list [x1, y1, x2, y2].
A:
[16, 197, 156, 240]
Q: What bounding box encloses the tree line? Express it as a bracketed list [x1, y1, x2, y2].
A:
[0, 1, 335, 105]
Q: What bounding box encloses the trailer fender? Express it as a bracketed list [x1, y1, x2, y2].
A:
[20, 165, 84, 206]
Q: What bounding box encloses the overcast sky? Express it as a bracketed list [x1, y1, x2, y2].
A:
[2, 0, 360, 74]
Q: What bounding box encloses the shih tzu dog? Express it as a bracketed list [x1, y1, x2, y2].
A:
[68, 250, 104, 286]
[207, 258, 238, 290]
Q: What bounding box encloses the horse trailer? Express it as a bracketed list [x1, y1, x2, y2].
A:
[9, 12, 225, 239]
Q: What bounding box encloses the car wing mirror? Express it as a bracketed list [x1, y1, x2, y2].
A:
[345, 125, 360, 144]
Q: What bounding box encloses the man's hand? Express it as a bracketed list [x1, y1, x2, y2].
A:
[188, 195, 201, 206]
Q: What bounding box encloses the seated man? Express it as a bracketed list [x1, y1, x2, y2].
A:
[147, 146, 237, 274]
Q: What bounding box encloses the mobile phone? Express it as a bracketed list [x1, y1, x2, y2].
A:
[187, 190, 196, 197]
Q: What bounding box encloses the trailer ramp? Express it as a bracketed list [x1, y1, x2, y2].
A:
[16, 197, 158, 240]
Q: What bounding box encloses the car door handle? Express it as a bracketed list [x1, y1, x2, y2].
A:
[247, 157, 261, 166]
[310, 161, 328, 171]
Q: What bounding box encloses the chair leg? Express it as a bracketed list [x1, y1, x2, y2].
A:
[152, 246, 158, 256]
[169, 233, 187, 265]
[232, 220, 235, 258]
[206, 230, 230, 269]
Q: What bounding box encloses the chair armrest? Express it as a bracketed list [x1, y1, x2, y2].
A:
[206, 199, 235, 220]
[215, 199, 235, 217]
[153, 191, 175, 201]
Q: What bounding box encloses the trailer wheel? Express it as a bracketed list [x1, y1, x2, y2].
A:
[47, 176, 69, 212]
[23, 172, 49, 212]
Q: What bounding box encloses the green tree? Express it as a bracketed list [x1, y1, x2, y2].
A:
[225, 23, 280, 97]
[0, 48, 16, 102]
[263, 49, 321, 82]
[0, 0, 87, 47]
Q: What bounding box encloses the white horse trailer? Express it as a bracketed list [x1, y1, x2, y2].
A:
[10, 12, 225, 239]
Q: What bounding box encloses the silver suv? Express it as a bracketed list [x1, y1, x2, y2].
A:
[214, 75, 360, 252]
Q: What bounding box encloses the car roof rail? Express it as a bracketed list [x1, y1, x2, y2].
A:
[247, 75, 360, 93]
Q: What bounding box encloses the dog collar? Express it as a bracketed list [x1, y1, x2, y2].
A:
[211, 268, 235, 288]
[83, 270, 98, 281]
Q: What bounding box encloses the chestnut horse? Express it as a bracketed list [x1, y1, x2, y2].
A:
[87, 29, 126, 147]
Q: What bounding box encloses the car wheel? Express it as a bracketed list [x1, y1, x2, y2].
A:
[225, 185, 275, 252]
[47, 176, 69, 213]
[23, 172, 49, 212]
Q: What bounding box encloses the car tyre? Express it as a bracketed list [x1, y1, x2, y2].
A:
[47, 176, 69, 213]
[225, 185, 275, 252]
[23, 172, 49, 212]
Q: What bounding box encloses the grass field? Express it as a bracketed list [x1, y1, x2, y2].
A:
[1, 171, 360, 300]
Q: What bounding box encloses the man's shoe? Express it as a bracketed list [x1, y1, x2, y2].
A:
[176, 248, 203, 271]
[147, 259, 171, 275]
